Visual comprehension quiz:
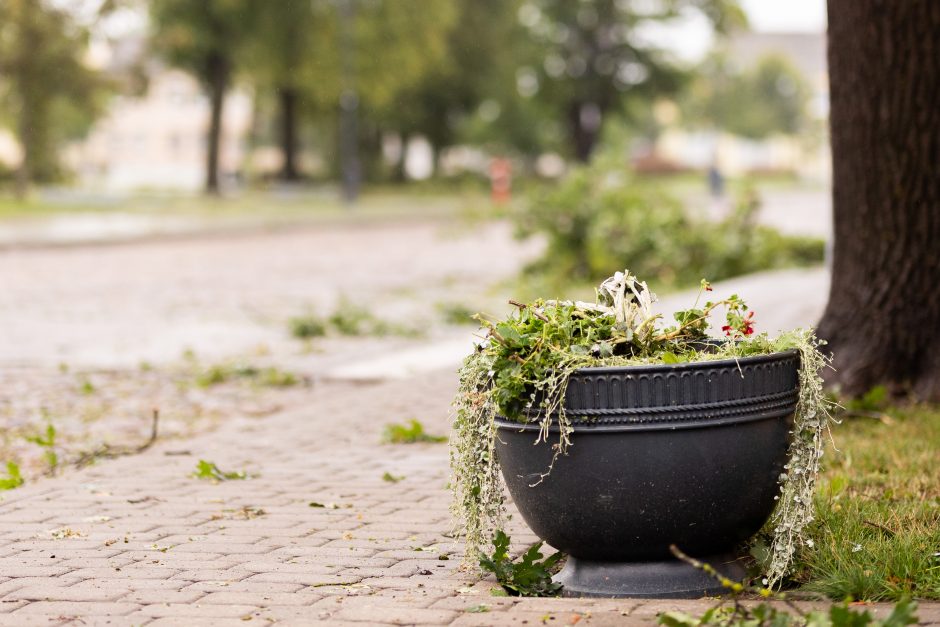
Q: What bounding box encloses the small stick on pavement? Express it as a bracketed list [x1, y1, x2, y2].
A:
[72, 408, 161, 468]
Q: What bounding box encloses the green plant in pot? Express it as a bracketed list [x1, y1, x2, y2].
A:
[450, 270, 833, 598]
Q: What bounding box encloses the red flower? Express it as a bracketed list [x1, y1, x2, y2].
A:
[721, 325, 733, 336]
[742, 311, 755, 335]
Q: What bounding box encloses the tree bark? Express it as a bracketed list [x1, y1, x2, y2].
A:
[817, 1, 940, 400]
[14, 99, 31, 200]
[278, 87, 300, 181]
[205, 53, 229, 196]
[391, 133, 409, 183]
[567, 101, 602, 163]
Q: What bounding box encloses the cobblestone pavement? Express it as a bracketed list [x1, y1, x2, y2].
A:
[0, 217, 534, 477]
[0, 371, 937, 626]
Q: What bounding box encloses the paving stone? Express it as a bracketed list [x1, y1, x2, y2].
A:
[131, 602, 261, 618]
[197, 591, 322, 606]
[334, 605, 458, 624]
[0, 601, 27, 614]
[4, 584, 128, 603]
[122, 589, 207, 604]
[0, 615, 68, 626]
[145, 618, 272, 627]
[12, 601, 140, 616]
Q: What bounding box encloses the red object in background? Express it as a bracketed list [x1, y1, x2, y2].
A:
[489, 157, 512, 204]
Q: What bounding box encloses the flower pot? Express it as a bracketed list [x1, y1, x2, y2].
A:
[495, 350, 799, 598]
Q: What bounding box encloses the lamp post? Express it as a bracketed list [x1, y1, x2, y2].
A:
[338, 0, 360, 204]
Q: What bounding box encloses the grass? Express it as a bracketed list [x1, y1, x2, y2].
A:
[796, 405, 940, 600]
[289, 299, 423, 340]
[436, 302, 480, 326]
[0, 186, 483, 221]
[195, 364, 300, 388]
[289, 315, 327, 339]
[382, 419, 447, 444]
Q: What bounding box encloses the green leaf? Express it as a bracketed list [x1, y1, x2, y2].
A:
[829, 604, 873, 627]
[880, 598, 918, 627]
[658, 611, 701, 626]
[479, 531, 563, 597]
[0, 462, 24, 491]
[495, 324, 523, 347]
[191, 460, 248, 482]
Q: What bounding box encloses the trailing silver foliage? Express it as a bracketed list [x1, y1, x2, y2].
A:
[449, 272, 833, 582]
[763, 330, 834, 587]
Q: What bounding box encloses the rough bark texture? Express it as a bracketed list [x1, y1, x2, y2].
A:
[567, 101, 601, 163]
[818, 0, 940, 399]
[205, 53, 229, 196]
[278, 87, 300, 181]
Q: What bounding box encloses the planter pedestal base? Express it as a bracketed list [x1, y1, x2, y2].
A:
[556, 554, 746, 598]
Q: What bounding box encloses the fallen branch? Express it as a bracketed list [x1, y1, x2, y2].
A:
[72, 408, 161, 469]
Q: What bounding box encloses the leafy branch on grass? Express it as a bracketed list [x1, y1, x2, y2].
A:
[191, 459, 248, 482]
[479, 530, 563, 597]
[659, 545, 919, 627]
[383, 419, 447, 444]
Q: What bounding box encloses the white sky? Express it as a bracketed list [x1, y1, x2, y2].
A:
[640, 0, 827, 62]
[742, 0, 827, 32]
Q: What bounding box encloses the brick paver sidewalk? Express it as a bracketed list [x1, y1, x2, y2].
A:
[0, 371, 936, 626]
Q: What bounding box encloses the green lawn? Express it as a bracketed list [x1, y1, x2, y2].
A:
[0, 186, 487, 222]
[797, 406, 940, 600]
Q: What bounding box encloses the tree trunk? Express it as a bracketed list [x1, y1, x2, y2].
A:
[14, 103, 31, 200]
[392, 133, 409, 183]
[567, 101, 602, 163]
[817, 1, 940, 400]
[278, 87, 300, 181]
[205, 53, 229, 195]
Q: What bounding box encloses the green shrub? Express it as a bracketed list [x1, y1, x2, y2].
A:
[289, 315, 327, 339]
[382, 419, 447, 444]
[513, 164, 825, 290]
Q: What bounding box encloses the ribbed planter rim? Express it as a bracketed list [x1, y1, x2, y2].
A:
[558, 347, 800, 375]
[499, 348, 800, 432]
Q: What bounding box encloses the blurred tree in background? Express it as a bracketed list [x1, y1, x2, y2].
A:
[242, 0, 320, 182]
[515, 0, 746, 162]
[379, 0, 522, 178]
[0, 0, 834, 198]
[0, 0, 108, 198]
[150, 0, 254, 195]
[239, 0, 456, 190]
[682, 53, 811, 139]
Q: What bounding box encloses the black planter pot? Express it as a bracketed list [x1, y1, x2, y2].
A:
[495, 350, 800, 598]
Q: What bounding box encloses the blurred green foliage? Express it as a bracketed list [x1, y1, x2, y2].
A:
[683, 53, 812, 139]
[500, 0, 747, 162]
[0, 0, 110, 196]
[513, 163, 824, 290]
